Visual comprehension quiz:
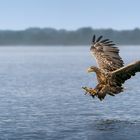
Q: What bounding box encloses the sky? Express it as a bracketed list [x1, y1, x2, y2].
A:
[0, 0, 140, 30]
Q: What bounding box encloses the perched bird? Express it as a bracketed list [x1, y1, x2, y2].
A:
[82, 35, 140, 100]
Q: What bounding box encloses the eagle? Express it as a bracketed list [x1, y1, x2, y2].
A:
[82, 35, 140, 101]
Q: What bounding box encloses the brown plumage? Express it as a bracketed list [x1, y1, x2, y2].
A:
[82, 35, 140, 100]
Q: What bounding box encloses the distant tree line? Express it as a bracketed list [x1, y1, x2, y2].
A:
[0, 27, 140, 45]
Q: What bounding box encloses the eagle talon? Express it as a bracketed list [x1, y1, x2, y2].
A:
[82, 86, 97, 95]
[84, 92, 88, 95]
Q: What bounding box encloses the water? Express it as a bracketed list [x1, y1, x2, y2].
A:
[0, 46, 139, 140]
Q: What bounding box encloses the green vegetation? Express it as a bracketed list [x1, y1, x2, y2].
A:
[0, 27, 140, 45]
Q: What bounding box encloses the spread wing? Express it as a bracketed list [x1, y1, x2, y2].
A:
[112, 61, 140, 85]
[90, 35, 124, 72]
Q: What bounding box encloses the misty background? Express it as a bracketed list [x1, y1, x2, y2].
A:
[0, 28, 140, 45]
[0, 0, 140, 46]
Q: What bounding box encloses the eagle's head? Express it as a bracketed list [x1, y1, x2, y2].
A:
[87, 66, 97, 73]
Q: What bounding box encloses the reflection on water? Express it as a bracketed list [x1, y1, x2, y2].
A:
[0, 46, 139, 139]
[87, 119, 140, 140]
[95, 119, 139, 131]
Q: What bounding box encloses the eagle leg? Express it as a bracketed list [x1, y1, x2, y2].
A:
[82, 87, 97, 96]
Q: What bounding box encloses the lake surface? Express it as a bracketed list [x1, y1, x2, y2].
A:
[0, 46, 140, 140]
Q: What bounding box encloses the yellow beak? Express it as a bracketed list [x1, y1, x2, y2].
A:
[87, 68, 93, 73]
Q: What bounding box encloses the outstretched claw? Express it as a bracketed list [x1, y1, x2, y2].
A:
[82, 87, 89, 95]
[82, 86, 97, 96]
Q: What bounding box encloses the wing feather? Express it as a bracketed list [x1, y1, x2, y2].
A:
[112, 61, 140, 84]
[96, 36, 103, 42]
[92, 35, 96, 42]
[90, 35, 124, 72]
[100, 39, 110, 43]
